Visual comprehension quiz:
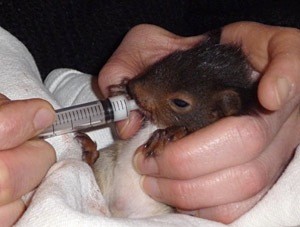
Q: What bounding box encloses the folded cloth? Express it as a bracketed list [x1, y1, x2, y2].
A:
[0, 26, 109, 225]
[0, 25, 299, 227]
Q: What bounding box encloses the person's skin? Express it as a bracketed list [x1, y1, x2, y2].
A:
[99, 22, 300, 223]
[0, 94, 56, 226]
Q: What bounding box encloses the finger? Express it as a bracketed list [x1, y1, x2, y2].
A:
[221, 22, 275, 70]
[221, 22, 300, 110]
[258, 28, 300, 110]
[0, 95, 55, 149]
[98, 24, 203, 97]
[134, 96, 298, 179]
[185, 108, 300, 223]
[0, 199, 25, 226]
[0, 140, 55, 205]
[191, 189, 267, 224]
[140, 160, 272, 210]
[115, 111, 144, 139]
[140, 106, 299, 210]
[140, 142, 288, 211]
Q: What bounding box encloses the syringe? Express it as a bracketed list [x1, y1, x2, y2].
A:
[39, 95, 139, 138]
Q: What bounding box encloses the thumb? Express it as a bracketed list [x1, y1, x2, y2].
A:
[0, 94, 55, 149]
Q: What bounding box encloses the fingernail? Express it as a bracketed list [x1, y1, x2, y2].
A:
[134, 151, 159, 175]
[276, 77, 292, 106]
[116, 113, 144, 135]
[116, 113, 140, 136]
[34, 108, 55, 131]
[177, 209, 198, 216]
[116, 119, 128, 136]
[140, 176, 161, 199]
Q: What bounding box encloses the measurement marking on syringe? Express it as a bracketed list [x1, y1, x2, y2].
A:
[57, 114, 61, 125]
[120, 99, 124, 109]
[81, 109, 84, 119]
[80, 109, 84, 119]
[87, 108, 92, 126]
[72, 111, 76, 121]
[76, 109, 80, 120]
[62, 113, 66, 124]
[95, 104, 101, 115]
[81, 109, 85, 119]
[116, 102, 120, 110]
[82, 108, 85, 119]
[92, 106, 96, 116]
[61, 113, 64, 123]
[83, 108, 86, 119]
[94, 106, 98, 117]
[84, 109, 90, 117]
[75, 110, 79, 120]
[124, 99, 129, 117]
[93, 106, 97, 116]
[38, 95, 139, 139]
[68, 112, 74, 129]
[116, 100, 120, 110]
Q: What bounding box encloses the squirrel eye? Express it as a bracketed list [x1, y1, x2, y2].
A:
[171, 99, 190, 108]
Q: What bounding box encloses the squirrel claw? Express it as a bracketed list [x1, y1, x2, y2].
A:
[142, 126, 188, 157]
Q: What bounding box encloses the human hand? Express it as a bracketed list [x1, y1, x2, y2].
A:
[98, 24, 203, 139]
[98, 22, 300, 223]
[0, 94, 56, 226]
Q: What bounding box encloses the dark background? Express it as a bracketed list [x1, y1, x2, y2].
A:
[0, 0, 299, 80]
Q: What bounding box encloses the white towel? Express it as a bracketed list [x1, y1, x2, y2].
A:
[0, 26, 299, 227]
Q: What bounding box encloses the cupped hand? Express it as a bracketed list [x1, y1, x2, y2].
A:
[222, 22, 300, 111]
[98, 22, 300, 223]
[0, 94, 56, 226]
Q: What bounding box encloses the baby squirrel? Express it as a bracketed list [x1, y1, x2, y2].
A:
[78, 29, 259, 218]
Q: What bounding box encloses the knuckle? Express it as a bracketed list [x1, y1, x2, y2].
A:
[234, 117, 268, 156]
[271, 28, 300, 56]
[170, 182, 197, 209]
[129, 24, 154, 33]
[166, 149, 190, 179]
[0, 159, 13, 204]
[280, 27, 300, 40]
[239, 162, 268, 197]
[0, 111, 13, 131]
[275, 27, 300, 41]
[0, 112, 17, 139]
[127, 24, 164, 40]
[128, 24, 179, 52]
[27, 140, 56, 161]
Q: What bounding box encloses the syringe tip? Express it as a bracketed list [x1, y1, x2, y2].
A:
[128, 99, 139, 111]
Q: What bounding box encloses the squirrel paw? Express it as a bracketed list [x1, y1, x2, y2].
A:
[142, 126, 188, 157]
[75, 132, 99, 166]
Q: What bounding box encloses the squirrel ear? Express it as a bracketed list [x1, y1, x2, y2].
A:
[212, 89, 242, 117]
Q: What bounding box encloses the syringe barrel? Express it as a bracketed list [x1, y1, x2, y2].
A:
[108, 95, 139, 121]
[39, 95, 138, 138]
